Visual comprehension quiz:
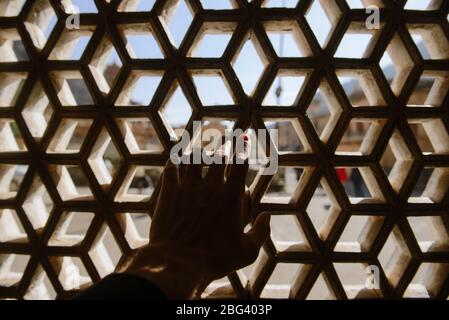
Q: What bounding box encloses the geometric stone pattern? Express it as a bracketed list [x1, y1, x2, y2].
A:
[0, 0, 448, 299]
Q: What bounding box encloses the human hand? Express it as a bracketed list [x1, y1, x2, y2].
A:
[117, 144, 271, 299]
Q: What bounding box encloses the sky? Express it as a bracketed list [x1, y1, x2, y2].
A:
[46, 0, 432, 126]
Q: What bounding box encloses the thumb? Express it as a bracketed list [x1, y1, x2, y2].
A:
[242, 212, 271, 263]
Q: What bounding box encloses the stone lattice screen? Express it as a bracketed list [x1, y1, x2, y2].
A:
[1, 0, 449, 300]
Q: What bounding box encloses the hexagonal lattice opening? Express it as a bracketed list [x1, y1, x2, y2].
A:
[118, 23, 164, 59]
[306, 79, 343, 143]
[269, 215, 311, 253]
[50, 71, 94, 106]
[87, 128, 122, 188]
[158, 0, 193, 48]
[378, 226, 412, 288]
[48, 211, 94, 247]
[335, 215, 384, 252]
[23, 175, 54, 230]
[403, 263, 449, 298]
[232, 35, 268, 96]
[188, 22, 235, 58]
[306, 178, 341, 241]
[0, 209, 28, 243]
[191, 70, 235, 106]
[47, 119, 93, 154]
[115, 165, 163, 203]
[0, 164, 28, 200]
[0, 28, 28, 62]
[263, 70, 309, 107]
[0, 253, 30, 287]
[117, 118, 164, 154]
[49, 165, 93, 201]
[117, 212, 151, 250]
[88, 224, 122, 278]
[24, 0, 57, 50]
[1, 0, 449, 300]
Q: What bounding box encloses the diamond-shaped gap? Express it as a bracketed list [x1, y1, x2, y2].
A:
[261, 166, 314, 205]
[202, 276, 237, 299]
[117, 118, 164, 154]
[263, 0, 299, 8]
[334, 263, 383, 299]
[404, 263, 449, 298]
[407, 71, 449, 107]
[22, 81, 53, 140]
[407, 24, 449, 60]
[88, 36, 123, 95]
[118, 23, 163, 59]
[306, 273, 336, 300]
[335, 22, 381, 59]
[116, 212, 151, 249]
[23, 175, 53, 230]
[50, 71, 94, 106]
[200, 0, 234, 10]
[87, 128, 122, 188]
[0, 209, 28, 243]
[48, 211, 94, 247]
[378, 226, 412, 288]
[115, 70, 163, 106]
[338, 167, 385, 204]
[336, 118, 386, 156]
[23, 265, 56, 300]
[49, 256, 92, 291]
[269, 215, 311, 252]
[408, 166, 449, 204]
[345, 0, 384, 9]
[0, 164, 28, 200]
[263, 20, 312, 58]
[260, 263, 309, 299]
[188, 21, 235, 58]
[380, 33, 415, 97]
[0, 0, 26, 17]
[305, 0, 341, 48]
[158, 0, 193, 48]
[88, 224, 122, 278]
[408, 119, 449, 155]
[263, 118, 311, 154]
[335, 215, 384, 252]
[404, 0, 436, 10]
[191, 70, 235, 106]
[24, 0, 57, 50]
[159, 82, 193, 140]
[49, 165, 93, 201]
[49, 27, 93, 60]
[407, 216, 449, 252]
[0, 254, 30, 288]
[62, 0, 98, 13]
[231, 35, 268, 96]
[337, 69, 386, 107]
[0, 28, 28, 62]
[306, 178, 341, 241]
[0, 119, 27, 152]
[306, 79, 343, 143]
[47, 118, 93, 154]
[262, 69, 309, 106]
[118, 0, 156, 12]
[380, 129, 414, 194]
[0, 72, 27, 107]
[114, 166, 163, 203]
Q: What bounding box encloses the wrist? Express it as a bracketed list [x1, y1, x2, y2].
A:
[116, 244, 209, 299]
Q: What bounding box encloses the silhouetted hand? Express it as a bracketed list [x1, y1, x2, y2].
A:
[117, 148, 271, 299]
